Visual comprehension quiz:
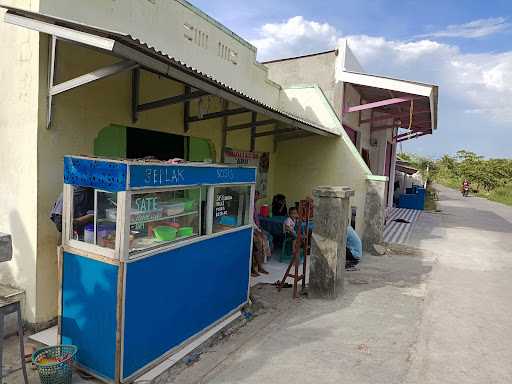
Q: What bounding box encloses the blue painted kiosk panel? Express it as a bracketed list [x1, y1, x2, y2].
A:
[64, 156, 127, 192]
[61, 252, 119, 381]
[122, 228, 252, 379]
[63, 156, 256, 191]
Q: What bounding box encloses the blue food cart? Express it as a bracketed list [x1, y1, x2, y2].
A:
[59, 156, 256, 383]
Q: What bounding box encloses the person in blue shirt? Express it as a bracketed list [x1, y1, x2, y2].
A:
[346, 225, 362, 270]
[50, 186, 94, 234]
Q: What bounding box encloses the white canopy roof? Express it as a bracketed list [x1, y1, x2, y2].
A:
[340, 70, 438, 131]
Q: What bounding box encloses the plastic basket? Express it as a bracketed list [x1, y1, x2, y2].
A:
[32, 345, 78, 384]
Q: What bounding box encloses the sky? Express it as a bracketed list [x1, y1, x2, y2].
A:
[190, 0, 512, 159]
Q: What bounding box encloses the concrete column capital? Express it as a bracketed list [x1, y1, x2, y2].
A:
[313, 186, 354, 199]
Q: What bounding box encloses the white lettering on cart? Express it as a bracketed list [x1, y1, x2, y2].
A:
[216, 169, 234, 180]
[143, 168, 185, 185]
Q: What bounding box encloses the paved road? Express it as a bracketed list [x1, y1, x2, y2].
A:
[405, 185, 512, 384]
[165, 184, 512, 384]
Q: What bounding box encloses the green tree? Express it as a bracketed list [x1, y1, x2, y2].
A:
[421, 149, 512, 194]
[456, 150, 485, 190]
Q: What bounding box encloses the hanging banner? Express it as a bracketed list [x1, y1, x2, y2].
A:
[223, 149, 269, 196]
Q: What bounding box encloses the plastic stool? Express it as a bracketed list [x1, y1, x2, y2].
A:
[0, 300, 28, 384]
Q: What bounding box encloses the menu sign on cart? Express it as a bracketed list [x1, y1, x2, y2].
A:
[215, 194, 232, 218]
[223, 149, 269, 196]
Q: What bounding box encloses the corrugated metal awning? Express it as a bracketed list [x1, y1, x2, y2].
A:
[1, 5, 337, 137]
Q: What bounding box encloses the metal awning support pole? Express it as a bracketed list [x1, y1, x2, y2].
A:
[220, 100, 228, 162]
[111, 43, 331, 136]
[360, 109, 431, 125]
[226, 119, 274, 132]
[50, 59, 138, 97]
[183, 85, 191, 133]
[137, 89, 207, 112]
[272, 123, 284, 152]
[344, 95, 419, 113]
[357, 95, 363, 126]
[250, 112, 257, 152]
[47, 35, 57, 129]
[275, 132, 315, 142]
[131, 68, 140, 123]
[187, 108, 248, 123]
[45, 34, 138, 127]
[254, 127, 298, 137]
[396, 130, 432, 143]
[395, 128, 431, 140]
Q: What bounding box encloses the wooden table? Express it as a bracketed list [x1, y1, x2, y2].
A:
[0, 288, 28, 384]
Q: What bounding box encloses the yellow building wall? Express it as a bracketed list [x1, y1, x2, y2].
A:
[274, 134, 369, 235]
[35, 39, 277, 322]
[0, 2, 41, 324]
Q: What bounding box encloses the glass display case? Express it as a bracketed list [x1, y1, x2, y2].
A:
[68, 186, 201, 255]
[128, 188, 201, 254]
[69, 187, 117, 250]
[63, 156, 256, 261]
[213, 185, 251, 233]
[60, 156, 257, 383]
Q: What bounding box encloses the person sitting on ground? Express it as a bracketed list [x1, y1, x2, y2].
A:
[283, 207, 299, 239]
[272, 194, 288, 217]
[346, 225, 362, 270]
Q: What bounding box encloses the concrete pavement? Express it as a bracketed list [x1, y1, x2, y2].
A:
[177, 184, 512, 384]
[5, 185, 511, 383]
[405, 185, 512, 384]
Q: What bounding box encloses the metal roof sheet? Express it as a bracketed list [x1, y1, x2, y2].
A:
[1, 5, 337, 136]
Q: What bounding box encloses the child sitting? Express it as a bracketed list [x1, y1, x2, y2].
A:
[283, 207, 299, 239]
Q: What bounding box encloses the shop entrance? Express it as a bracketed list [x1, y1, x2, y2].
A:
[94, 125, 215, 234]
[93, 124, 214, 162]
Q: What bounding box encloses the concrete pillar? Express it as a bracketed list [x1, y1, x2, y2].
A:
[363, 177, 387, 251]
[309, 186, 354, 299]
[387, 142, 397, 208]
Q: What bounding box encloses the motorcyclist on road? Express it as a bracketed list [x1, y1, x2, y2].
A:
[462, 179, 470, 196]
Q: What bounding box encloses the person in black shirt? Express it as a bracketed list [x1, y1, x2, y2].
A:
[271, 194, 287, 217]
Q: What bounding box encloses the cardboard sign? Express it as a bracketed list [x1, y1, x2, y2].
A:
[223, 149, 269, 196]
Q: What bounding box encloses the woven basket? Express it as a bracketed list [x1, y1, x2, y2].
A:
[32, 345, 77, 384]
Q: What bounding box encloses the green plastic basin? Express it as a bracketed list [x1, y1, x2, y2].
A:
[153, 226, 177, 242]
[177, 227, 194, 237]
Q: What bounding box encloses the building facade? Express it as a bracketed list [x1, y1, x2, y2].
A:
[0, 0, 438, 326]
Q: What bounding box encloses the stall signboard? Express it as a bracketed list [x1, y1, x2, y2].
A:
[129, 164, 256, 188]
[223, 149, 269, 196]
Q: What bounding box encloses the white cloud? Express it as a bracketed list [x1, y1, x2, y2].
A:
[418, 17, 510, 39]
[252, 16, 512, 123]
[344, 35, 512, 122]
[251, 16, 337, 61]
